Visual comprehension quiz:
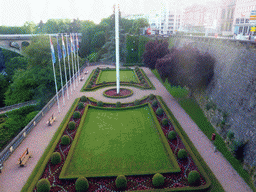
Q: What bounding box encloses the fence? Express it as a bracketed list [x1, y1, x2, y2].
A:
[0, 64, 86, 165]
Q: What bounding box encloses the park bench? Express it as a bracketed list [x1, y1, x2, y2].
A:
[17, 148, 31, 167]
[46, 115, 56, 126]
[80, 77, 84, 81]
[84, 70, 88, 74]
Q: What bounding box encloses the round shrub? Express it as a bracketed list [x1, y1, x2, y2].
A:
[152, 100, 158, 107]
[130, 80, 134, 84]
[188, 170, 200, 185]
[115, 175, 127, 189]
[134, 99, 140, 106]
[50, 152, 61, 165]
[36, 178, 51, 192]
[178, 149, 187, 159]
[68, 121, 76, 130]
[141, 79, 145, 84]
[73, 111, 81, 119]
[87, 84, 92, 88]
[152, 173, 164, 187]
[78, 102, 84, 110]
[80, 96, 87, 102]
[61, 135, 71, 145]
[116, 102, 122, 108]
[102, 81, 107, 84]
[149, 94, 155, 100]
[75, 177, 89, 192]
[97, 101, 104, 107]
[161, 118, 168, 126]
[168, 131, 177, 140]
[156, 108, 164, 116]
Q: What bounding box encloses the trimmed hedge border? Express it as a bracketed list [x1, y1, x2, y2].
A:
[103, 88, 134, 99]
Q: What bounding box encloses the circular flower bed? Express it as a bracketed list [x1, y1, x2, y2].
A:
[103, 88, 133, 99]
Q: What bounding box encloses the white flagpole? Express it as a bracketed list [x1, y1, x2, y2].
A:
[73, 33, 79, 86]
[66, 33, 72, 95]
[115, 3, 120, 94]
[49, 35, 60, 113]
[70, 33, 76, 91]
[62, 33, 69, 100]
[76, 33, 81, 80]
[57, 35, 65, 106]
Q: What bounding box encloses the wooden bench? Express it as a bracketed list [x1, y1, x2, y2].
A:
[80, 77, 84, 81]
[46, 116, 56, 126]
[17, 148, 31, 167]
[84, 70, 88, 74]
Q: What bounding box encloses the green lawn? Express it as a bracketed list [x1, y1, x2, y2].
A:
[60, 105, 179, 178]
[97, 70, 139, 84]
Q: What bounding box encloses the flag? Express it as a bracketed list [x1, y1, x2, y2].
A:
[67, 35, 71, 55]
[61, 34, 66, 58]
[70, 33, 74, 53]
[57, 35, 62, 59]
[76, 33, 79, 50]
[50, 35, 56, 64]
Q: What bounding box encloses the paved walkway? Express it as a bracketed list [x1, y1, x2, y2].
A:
[0, 65, 253, 192]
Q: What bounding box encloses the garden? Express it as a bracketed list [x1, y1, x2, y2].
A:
[21, 94, 224, 192]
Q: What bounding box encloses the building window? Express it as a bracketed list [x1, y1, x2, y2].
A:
[221, 9, 226, 19]
[245, 19, 249, 23]
[240, 18, 244, 23]
[231, 9, 234, 19]
[239, 26, 243, 33]
[236, 18, 239, 24]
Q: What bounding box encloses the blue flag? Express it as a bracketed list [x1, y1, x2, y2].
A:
[57, 35, 62, 60]
[67, 36, 71, 55]
[61, 34, 66, 58]
[50, 35, 56, 64]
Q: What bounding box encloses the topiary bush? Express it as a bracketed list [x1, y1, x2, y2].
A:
[141, 79, 145, 84]
[68, 121, 76, 130]
[97, 101, 104, 107]
[75, 177, 89, 192]
[61, 135, 71, 145]
[156, 108, 164, 116]
[116, 102, 122, 108]
[73, 111, 81, 119]
[227, 130, 235, 141]
[115, 175, 127, 189]
[87, 84, 92, 88]
[36, 178, 51, 192]
[149, 94, 155, 100]
[80, 96, 87, 102]
[130, 80, 134, 84]
[168, 131, 177, 140]
[50, 152, 61, 165]
[78, 102, 84, 110]
[134, 99, 140, 106]
[152, 173, 164, 187]
[161, 118, 168, 126]
[178, 149, 187, 159]
[188, 170, 200, 185]
[152, 100, 158, 107]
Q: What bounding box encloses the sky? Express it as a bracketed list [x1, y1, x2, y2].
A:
[0, 0, 218, 26]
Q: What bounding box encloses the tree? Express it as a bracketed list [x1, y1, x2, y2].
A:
[0, 74, 9, 107]
[4, 56, 28, 81]
[130, 18, 149, 35]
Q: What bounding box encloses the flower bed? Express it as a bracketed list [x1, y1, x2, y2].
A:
[103, 88, 133, 99]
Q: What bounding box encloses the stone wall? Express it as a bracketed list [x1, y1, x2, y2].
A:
[171, 36, 256, 167]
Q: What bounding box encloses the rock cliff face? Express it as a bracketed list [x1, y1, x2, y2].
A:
[0, 48, 5, 72]
[171, 36, 256, 167]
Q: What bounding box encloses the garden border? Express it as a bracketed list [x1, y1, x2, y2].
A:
[103, 88, 134, 99]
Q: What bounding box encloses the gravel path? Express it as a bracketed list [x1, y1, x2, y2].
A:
[0, 65, 252, 192]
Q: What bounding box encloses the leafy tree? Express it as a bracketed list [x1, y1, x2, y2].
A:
[4, 56, 28, 81]
[22, 21, 36, 34]
[130, 18, 149, 35]
[0, 74, 9, 107]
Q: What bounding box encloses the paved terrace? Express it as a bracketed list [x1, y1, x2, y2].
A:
[0, 65, 252, 192]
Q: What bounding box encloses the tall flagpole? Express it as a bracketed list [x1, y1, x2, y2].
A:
[73, 33, 79, 86]
[49, 35, 60, 113]
[70, 33, 76, 91]
[57, 34, 65, 106]
[115, 3, 120, 94]
[62, 33, 69, 100]
[76, 33, 81, 80]
[66, 33, 72, 95]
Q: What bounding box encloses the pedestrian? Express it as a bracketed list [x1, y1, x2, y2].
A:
[211, 133, 217, 152]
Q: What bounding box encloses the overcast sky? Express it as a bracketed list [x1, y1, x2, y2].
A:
[0, 0, 219, 26]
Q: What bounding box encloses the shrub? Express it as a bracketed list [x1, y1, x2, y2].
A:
[75, 177, 89, 192]
[87, 84, 92, 88]
[97, 101, 104, 107]
[80, 96, 87, 102]
[61, 135, 71, 145]
[102, 81, 107, 84]
[156, 108, 164, 116]
[152, 173, 164, 187]
[116, 102, 122, 108]
[168, 131, 176, 140]
[68, 121, 76, 130]
[78, 102, 84, 110]
[50, 152, 61, 165]
[178, 149, 187, 159]
[73, 111, 81, 119]
[36, 178, 51, 192]
[134, 99, 140, 106]
[161, 118, 168, 126]
[227, 130, 235, 140]
[152, 100, 158, 107]
[130, 80, 134, 84]
[141, 79, 145, 84]
[188, 170, 200, 185]
[149, 94, 155, 100]
[230, 140, 247, 162]
[115, 175, 127, 189]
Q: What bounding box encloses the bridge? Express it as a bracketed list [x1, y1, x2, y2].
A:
[0, 33, 82, 54]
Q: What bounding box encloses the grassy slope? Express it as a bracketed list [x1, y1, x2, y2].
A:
[152, 69, 256, 192]
[62, 105, 177, 178]
[98, 70, 138, 83]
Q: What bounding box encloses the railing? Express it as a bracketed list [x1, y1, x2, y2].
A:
[0, 100, 37, 114]
[0, 64, 86, 165]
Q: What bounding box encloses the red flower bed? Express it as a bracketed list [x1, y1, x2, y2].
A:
[104, 88, 132, 97]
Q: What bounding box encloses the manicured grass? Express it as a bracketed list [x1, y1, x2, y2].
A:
[60, 105, 179, 178]
[97, 70, 139, 84]
[152, 69, 256, 192]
